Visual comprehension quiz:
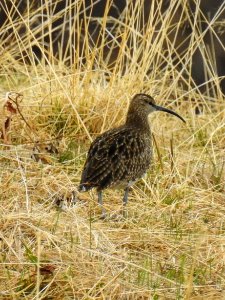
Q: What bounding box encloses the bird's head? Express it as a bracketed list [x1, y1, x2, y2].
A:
[129, 93, 186, 123]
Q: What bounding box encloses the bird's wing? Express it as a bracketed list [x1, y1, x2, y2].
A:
[79, 127, 150, 190]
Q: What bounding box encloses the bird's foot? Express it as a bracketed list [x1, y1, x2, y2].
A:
[108, 209, 127, 221]
[99, 212, 107, 220]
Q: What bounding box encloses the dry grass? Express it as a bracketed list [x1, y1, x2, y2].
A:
[0, 0, 225, 299]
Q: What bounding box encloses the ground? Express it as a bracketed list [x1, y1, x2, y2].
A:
[0, 1, 225, 298]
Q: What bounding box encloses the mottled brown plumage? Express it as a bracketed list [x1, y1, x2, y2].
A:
[79, 94, 185, 217]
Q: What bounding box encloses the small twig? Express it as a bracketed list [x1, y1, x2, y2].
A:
[9, 92, 36, 142]
[10, 94, 35, 132]
[15, 149, 30, 213]
[170, 134, 175, 183]
[152, 133, 164, 174]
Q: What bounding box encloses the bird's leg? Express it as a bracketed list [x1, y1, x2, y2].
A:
[98, 191, 106, 219]
[123, 187, 130, 206]
[122, 187, 130, 217]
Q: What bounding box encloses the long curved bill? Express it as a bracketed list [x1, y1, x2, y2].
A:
[154, 105, 186, 123]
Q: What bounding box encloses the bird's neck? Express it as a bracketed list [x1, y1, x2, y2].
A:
[125, 111, 151, 132]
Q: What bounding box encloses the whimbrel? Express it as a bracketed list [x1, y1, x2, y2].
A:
[79, 94, 185, 217]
